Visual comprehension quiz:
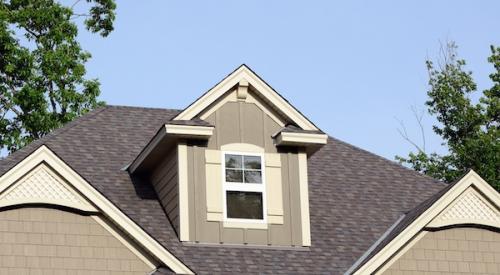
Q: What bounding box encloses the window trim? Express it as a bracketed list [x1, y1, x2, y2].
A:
[221, 151, 267, 224]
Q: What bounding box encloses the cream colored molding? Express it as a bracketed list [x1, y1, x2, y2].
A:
[207, 146, 284, 226]
[129, 124, 213, 174]
[427, 186, 500, 229]
[199, 89, 237, 120]
[177, 142, 190, 242]
[174, 65, 318, 131]
[93, 215, 158, 271]
[207, 212, 223, 221]
[165, 124, 214, 137]
[375, 231, 428, 274]
[245, 91, 286, 127]
[0, 164, 97, 212]
[205, 149, 223, 220]
[298, 151, 311, 246]
[0, 145, 193, 274]
[268, 215, 284, 224]
[274, 132, 328, 146]
[265, 152, 284, 220]
[265, 153, 281, 168]
[220, 143, 265, 153]
[237, 79, 249, 101]
[352, 170, 500, 275]
[223, 221, 268, 229]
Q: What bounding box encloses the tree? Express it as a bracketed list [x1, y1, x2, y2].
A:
[397, 42, 499, 190]
[0, 0, 116, 153]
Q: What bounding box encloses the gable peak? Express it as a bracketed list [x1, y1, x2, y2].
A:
[173, 65, 320, 131]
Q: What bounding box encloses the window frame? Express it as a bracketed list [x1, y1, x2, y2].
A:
[221, 151, 267, 224]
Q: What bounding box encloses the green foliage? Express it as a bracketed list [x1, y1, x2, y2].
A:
[397, 42, 500, 190]
[0, 0, 116, 152]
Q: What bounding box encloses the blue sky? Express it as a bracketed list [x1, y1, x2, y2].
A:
[77, 0, 500, 161]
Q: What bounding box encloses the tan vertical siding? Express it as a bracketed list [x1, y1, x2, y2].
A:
[185, 98, 305, 246]
[382, 227, 500, 274]
[150, 146, 179, 234]
[0, 207, 153, 274]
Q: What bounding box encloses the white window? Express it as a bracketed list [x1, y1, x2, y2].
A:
[222, 152, 266, 223]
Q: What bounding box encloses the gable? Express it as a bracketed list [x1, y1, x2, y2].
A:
[202, 90, 283, 152]
[173, 64, 319, 131]
[0, 207, 155, 274]
[0, 105, 456, 274]
[380, 227, 500, 274]
[0, 145, 193, 274]
[427, 186, 499, 229]
[0, 163, 97, 212]
[350, 170, 500, 274]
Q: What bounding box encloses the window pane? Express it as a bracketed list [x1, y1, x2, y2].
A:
[226, 169, 243, 182]
[226, 191, 263, 219]
[225, 154, 242, 169]
[244, 155, 261, 170]
[244, 171, 262, 183]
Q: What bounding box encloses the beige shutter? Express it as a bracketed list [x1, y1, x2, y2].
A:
[205, 149, 223, 221]
[265, 153, 284, 224]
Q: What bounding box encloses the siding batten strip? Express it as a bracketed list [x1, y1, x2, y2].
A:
[178, 142, 190, 242]
[298, 151, 311, 246]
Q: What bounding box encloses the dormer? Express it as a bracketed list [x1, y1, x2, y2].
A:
[129, 65, 327, 247]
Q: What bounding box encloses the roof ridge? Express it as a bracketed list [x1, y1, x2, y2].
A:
[328, 136, 445, 186]
[105, 104, 182, 112]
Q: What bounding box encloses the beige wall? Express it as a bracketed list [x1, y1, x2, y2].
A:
[382, 227, 500, 275]
[0, 207, 154, 275]
[205, 98, 281, 153]
[185, 97, 306, 246]
[150, 146, 179, 235]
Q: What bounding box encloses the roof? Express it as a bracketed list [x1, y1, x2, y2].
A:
[347, 172, 461, 273]
[273, 125, 325, 136]
[0, 105, 447, 274]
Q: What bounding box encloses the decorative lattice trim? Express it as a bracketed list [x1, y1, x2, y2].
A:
[0, 164, 96, 211]
[428, 187, 500, 228]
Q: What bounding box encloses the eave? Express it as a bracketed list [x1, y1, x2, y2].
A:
[129, 122, 214, 174]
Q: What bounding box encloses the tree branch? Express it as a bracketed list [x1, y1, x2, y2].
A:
[395, 116, 425, 153]
[411, 105, 426, 152]
[70, 13, 90, 20]
[70, 0, 83, 9]
[0, 94, 22, 117]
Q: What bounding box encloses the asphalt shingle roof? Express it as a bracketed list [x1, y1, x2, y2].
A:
[0, 105, 447, 274]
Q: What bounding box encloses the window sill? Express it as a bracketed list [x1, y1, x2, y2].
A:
[223, 221, 268, 229]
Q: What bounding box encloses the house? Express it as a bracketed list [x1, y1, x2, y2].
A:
[0, 65, 498, 274]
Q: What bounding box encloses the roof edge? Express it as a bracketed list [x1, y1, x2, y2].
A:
[173, 64, 321, 131]
[0, 144, 193, 274]
[351, 169, 499, 274]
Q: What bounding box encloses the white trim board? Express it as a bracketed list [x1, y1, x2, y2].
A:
[129, 124, 213, 174]
[351, 170, 500, 275]
[0, 145, 193, 274]
[173, 65, 319, 131]
[274, 132, 328, 146]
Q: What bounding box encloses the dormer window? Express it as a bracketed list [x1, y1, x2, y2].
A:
[223, 153, 267, 222]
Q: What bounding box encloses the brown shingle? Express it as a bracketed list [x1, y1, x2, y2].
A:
[0, 105, 447, 274]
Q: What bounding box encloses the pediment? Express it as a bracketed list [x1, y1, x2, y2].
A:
[350, 170, 500, 274]
[173, 64, 320, 131]
[0, 145, 192, 274]
[0, 163, 97, 212]
[427, 186, 500, 229]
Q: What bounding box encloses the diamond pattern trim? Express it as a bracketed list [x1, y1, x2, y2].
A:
[0, 165, 94, 210]
[429, 188, 500, 228]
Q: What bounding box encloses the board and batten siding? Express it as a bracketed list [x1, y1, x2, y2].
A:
[150, 146, 180, 235]
[0, 207, 153, 274]
[381, 227, 500, 274]
[185, 98, 307, 246]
